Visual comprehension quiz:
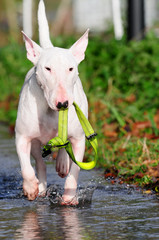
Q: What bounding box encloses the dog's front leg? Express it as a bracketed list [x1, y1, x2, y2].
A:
[31, 139, 47, 196]
[62, 136, 85, 205]
[16, 134, 39, 200]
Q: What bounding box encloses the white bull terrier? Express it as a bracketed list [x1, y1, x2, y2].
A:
[15, 0, 89, 205]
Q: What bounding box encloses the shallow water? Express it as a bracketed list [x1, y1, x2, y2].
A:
[1, 124, 159, 240]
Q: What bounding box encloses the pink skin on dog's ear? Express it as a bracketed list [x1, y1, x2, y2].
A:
[22, 31, 42, 65]
[70, 29, 89, 64]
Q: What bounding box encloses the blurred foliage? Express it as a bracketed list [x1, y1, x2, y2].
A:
[1, 32, 159, 188]
[0, 42, 32, 123]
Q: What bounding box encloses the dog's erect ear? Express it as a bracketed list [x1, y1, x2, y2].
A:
[70, 29, 89, 64]
[22, 31, 42, 65]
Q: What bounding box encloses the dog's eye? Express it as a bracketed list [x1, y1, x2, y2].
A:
[45, 67, 51, 72]
[69, 67, 73, 72]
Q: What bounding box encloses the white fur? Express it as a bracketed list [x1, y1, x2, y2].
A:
[15, 0, 89, 204]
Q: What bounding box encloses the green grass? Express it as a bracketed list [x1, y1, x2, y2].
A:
[1, 32, 159, 189]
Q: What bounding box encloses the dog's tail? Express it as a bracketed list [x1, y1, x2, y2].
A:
[38, 0, 53, 48]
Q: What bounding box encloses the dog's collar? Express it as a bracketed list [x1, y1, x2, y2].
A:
[42, 102, 98, 170]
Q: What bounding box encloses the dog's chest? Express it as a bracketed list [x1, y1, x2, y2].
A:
[38, 110, 58, 144]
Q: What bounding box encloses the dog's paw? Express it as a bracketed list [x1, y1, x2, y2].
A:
[38, 182, 47, 197]
[61, 188, 78, 206]
[60, 195, 79, 206]
[56, 150, 70, 178]
[23, 176, 39, 200]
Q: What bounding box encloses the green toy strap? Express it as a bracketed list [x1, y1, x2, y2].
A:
[42, 102, 98, 170]
[58, 108, 68, 142]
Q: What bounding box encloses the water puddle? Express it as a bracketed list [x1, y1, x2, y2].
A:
[1, 124, 159, 239]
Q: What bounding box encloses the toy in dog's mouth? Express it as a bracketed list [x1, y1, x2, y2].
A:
[42, 102, 98, 170]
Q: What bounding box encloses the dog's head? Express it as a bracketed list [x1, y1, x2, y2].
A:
[22, 30, 89, 110]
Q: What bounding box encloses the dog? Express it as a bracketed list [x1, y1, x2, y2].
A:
[15, 0, 89, 205]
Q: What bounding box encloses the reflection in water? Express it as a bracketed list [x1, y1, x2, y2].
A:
[2, 180, 159, 240]
[60, 208, 84, 240]
[15, 210, 43, 240]
[14, 204, 88, 240]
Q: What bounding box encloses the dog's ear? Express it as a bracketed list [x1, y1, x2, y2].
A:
[22, 31, 42, 65]
[70, 29, 89, 64]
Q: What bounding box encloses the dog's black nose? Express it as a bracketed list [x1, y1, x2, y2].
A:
[56, 101, 68, 109]
[56, 102, 62, 109]
[63, 101, 68, 109]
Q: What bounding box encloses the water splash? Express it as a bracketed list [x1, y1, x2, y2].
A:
[47, 183, 96, 206]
